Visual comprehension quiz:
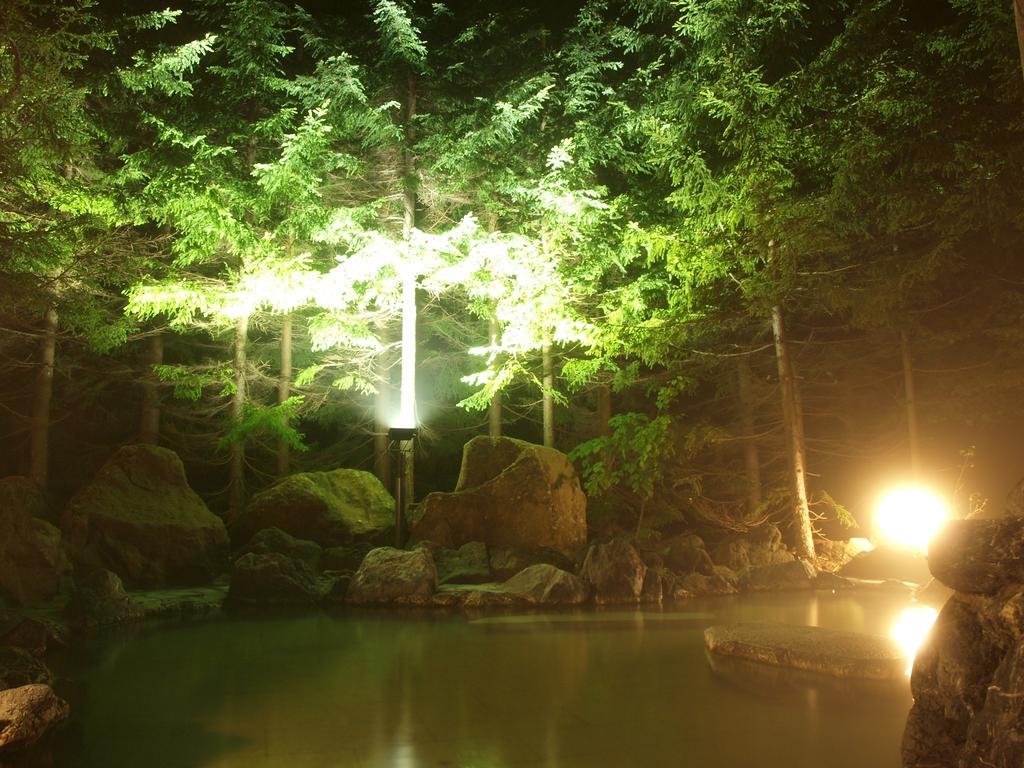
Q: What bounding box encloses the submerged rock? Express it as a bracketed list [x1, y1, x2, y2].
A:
[580, 540, 647, 604]
[62, 445, 228, 587]
[236, 469, 394, 547]
[346, 547, 438, 605]
[704, 622, 905, 680]
[0, 684, 69, 753]
[410, 437, 587, 558]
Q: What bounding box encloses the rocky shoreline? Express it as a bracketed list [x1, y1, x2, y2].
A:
[0, 436, 910, 760]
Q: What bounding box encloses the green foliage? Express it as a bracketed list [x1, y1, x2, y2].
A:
[571, 412, 673, 503]
[153, 364, 235, 401]
[221, 396, 308, 450]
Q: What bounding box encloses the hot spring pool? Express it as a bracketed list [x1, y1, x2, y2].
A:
[52, 591, 915, 767]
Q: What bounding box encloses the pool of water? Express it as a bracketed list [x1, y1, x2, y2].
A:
[52, 592, 914, 768]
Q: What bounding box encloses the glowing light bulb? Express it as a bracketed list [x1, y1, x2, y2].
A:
[891, 605, 939, 675]
[875, 486, 949, 554]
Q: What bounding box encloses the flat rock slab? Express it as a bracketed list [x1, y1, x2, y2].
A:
[704, 622, 906, 680]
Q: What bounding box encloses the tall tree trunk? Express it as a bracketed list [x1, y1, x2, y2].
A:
[488, 316, 502, 437]
[277, 314, 293, 475]
[771, 305, 816, 563]
[542, 333, 554, 448]
[737, 355, 762, 515]
[900, 328, 922, 478]
[1014, 0, 1024, 82]
[138, 332, 163, 445]
[228, 315, 249, 522]
[28, 305, 58, 488]
[596, 381, 612, 437]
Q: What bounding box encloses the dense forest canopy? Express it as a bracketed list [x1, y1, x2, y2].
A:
[1, 0, 1022, 548]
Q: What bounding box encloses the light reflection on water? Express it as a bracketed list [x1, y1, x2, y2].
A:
[54, 592, 915, 768]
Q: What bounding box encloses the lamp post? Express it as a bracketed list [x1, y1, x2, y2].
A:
[387, 426, 417, 547]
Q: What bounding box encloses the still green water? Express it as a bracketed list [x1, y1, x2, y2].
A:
[53, 592, 914, 768]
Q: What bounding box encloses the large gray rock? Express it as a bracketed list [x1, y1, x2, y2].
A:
[0, 477, 52, 523]
[410, 437, 587, 558]
[62, 445, 228, 587]
[240, 527, 321, 574]
[0, 480, 68, 605]
[227, 552, 319, 606]
[501, 564, 588, 605]
[661, 534, 714, 576]
[704, 622, 905, 680]
[0, 647, 53, 691]
[64, 568, 143, 629]
[711, 524, 793, 572]
[580, 540, 647, 604]
[346, 547, 438, 605]
[927, 516, 1024, 595]
[742, 559, 818, 591]
[903, 594, 1014, 767]
[488, 546, 575, 581]
[0, 684, 69, 753]
[236, 469, 394, 547]
[433, 542, 492, 585]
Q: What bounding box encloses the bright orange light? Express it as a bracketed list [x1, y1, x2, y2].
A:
[875, 486, 949, 554]
[891, 605, 939, 675]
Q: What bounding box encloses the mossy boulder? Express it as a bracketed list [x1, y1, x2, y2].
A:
[61, 445, 229, 587]
[580, 540, 647, 604]
[235, 469, 394, 547]
[0, 478, 69, 606]
[410, 437, 587, 558]
[346, 547, 438, 605]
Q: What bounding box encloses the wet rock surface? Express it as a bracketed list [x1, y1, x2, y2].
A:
[236, 469, 394, 548]
[61, 445, 228, 587]
[0, 479, 68, 606]
[346, 547, 438, 605]
[580, 540, 647, 604]
[433, 542, 492, 585]
[927, 516, 1024, 595]
[0, 684, 69, 753]
[64, 568, 143, 629]
[0, 648, 53, 691]
[704, 622, 906, 680]
[903, 514, 1024, 768]
[710, 524, 793, 573]
[410, 437, 587, 558]
[742, 559, 818, 591]
[228, 552, 319, 606]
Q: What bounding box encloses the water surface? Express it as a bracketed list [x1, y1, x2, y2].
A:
[54, 591, 914, 768]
